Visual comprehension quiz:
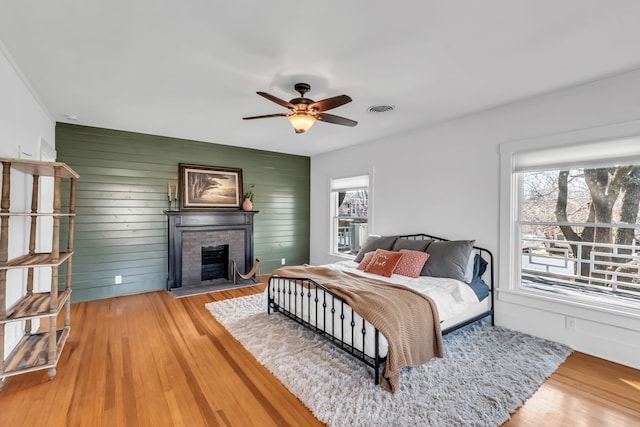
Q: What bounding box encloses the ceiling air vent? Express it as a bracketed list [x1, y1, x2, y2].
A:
[367, 105, 395, 113]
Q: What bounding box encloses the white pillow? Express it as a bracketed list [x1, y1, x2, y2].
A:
[463, 250, 475, 283]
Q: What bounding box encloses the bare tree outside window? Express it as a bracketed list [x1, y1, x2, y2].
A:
[521, 165, 640, 296]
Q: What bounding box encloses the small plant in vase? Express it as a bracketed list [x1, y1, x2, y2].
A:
[243, 184, 255, 211]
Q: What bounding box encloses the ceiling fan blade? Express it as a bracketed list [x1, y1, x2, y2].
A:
[257, 92, 295, 109]
[309, 95, 352, 112]
[243, 113, 288, 120]
[316, 113, 358, 127]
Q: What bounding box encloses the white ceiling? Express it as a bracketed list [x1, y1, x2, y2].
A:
[2, 1, 640, 156]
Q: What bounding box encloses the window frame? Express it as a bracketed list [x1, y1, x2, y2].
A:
[499, 120, 640, 317]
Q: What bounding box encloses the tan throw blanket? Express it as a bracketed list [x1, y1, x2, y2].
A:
[271, 265, 443, 392]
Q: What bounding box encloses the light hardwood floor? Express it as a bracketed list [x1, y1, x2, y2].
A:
[0, 283, 639, 426]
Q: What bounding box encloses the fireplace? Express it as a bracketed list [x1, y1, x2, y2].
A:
[201, 244, 229, 281]
[166, 210, 257, 290]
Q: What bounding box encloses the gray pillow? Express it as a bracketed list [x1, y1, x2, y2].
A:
[421, 240, 475, 281]
[391, 238, 432, 252]
[354, 235, 398, 262]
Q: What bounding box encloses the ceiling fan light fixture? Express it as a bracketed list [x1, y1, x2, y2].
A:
[244, 83, 356, 132]
[287, 112, 316, 133]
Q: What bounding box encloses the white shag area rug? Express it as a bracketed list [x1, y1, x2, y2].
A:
[206, 294, 572, 427]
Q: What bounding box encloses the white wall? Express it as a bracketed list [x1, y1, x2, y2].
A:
[310, 68, 640, 370]
[0, 42, 56, 357]
[0, 44, 54, 159]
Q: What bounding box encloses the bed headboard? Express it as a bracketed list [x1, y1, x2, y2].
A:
[396, 233, 494, 290]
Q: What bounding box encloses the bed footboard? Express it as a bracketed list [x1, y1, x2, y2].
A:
[267, 275, 386, 384]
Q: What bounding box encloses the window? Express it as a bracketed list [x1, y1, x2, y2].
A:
[520, 166, 640, 304]
[503, 132, 640, 308]
[330, 175, 369, 257]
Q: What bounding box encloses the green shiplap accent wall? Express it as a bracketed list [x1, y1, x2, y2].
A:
[56, 123, 310, 302]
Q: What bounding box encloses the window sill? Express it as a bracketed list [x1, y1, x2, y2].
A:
[498, 286, 640, 327]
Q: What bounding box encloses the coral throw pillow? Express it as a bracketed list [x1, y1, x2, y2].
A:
[394, 249, 431, 278]
[364, 249, 404, 277]
[357, 251, 376, 270]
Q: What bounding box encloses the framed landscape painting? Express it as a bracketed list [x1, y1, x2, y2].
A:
[179, 163, 243, 210]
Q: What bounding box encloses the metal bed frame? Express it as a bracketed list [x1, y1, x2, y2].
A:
[267, 233, 494, 385]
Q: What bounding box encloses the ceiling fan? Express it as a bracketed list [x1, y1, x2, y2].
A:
[243, 83, 357, 134]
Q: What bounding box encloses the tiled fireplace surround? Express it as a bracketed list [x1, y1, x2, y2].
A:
[166, 210, 257, 290]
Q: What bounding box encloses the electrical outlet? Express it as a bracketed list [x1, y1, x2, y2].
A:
[115, 275, 122, 285]
[565, 316, 576, 330]
[281, 258, 286, 265]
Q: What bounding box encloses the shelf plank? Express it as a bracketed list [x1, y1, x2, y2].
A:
[0, 157, 79, 179]
[1, 289, 72, 322]
[2, 328, 70, 375]
[0, 252, 73, 269]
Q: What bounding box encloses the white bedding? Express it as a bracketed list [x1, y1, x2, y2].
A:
[266, 260, 489, 359]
